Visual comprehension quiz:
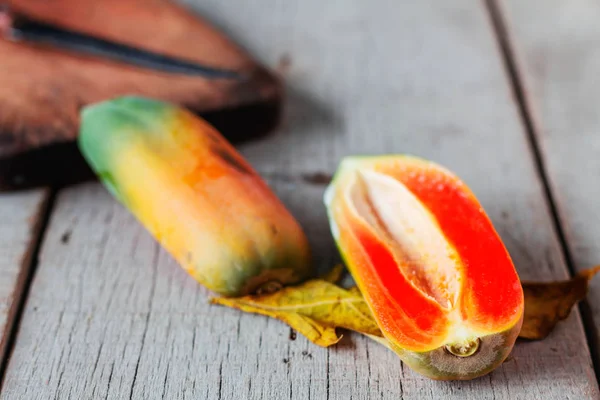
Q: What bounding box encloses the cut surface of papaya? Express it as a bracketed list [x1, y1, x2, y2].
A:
[324, 155, 523, 380]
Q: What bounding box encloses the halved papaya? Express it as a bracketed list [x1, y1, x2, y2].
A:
[324, 155, 523, 380]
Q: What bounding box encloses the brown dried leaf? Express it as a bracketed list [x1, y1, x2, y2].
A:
[519, 265, 600, 340]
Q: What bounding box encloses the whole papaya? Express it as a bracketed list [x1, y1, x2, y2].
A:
[79, 97, 312, 296]
[324, 155, 523, 380]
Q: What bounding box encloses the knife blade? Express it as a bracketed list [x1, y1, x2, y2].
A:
[0, 8, 241, 80]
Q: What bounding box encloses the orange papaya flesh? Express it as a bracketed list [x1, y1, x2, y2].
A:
[325, 155, 524, 380]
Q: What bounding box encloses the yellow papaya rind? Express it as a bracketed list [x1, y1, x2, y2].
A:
[79, 97, 313, 297]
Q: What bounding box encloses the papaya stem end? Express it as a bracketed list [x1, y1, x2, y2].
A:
[444, 338, 481, 358]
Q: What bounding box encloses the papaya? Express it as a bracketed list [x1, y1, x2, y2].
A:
[324, 155, 524, 380]
[78, 97, 312, 296]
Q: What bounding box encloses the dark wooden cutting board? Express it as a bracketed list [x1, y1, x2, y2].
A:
[0, 0, 282, 190]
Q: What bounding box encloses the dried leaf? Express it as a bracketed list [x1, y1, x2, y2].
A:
[213, 265, 600, 346]
[519, 265, 600, 340]
[211, 279, 381, 347]
[320, 264, 346, 284]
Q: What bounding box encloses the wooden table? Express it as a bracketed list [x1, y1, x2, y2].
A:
[1, 0, 600, 398]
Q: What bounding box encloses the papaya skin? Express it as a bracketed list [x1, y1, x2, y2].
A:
[325, 155, 524, 380]
[373, 315, 522, 380]
[79, 97, 312, 297]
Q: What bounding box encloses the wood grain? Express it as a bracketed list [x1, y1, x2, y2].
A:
[496, 0, 600, 371]
[0, 189, 48, 372]
[1, 0, 599, 398]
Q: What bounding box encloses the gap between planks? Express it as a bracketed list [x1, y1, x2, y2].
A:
[484, 0, 600, 384]
[0, 165, 328, 375]
[0, 188, 57, 391]
[1, 0, 598, 397]
[0, 169, 327, 394]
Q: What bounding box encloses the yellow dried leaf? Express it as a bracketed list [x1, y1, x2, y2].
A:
[213, 265, 600, 346]
[211, 278, 380, 347]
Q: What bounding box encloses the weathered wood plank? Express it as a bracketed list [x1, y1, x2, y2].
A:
[1, 0, 598, 399]
[496, 0, 600, 372]
[0, 189, 48, 374]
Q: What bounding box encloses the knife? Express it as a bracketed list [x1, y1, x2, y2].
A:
[0, 7, 241, 80]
